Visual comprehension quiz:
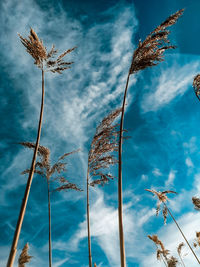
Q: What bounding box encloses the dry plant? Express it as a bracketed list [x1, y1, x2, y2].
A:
[146, 189, 200, 264]
[148, 234, 179, 267]
[86, 108, 121, 267]
[117, 9, 184, 267]
[193, 232, 200, 248]
[193, 74, 200, 101]
[177, 242, 185, 267]
[192, 197, 200, 210]
[20, 142, 82, 267]
[148, 235, 169, 266]
[18, 243, 32, 267]
[7, 28, 76, 267]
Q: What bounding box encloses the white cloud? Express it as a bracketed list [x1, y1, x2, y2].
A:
[152, 168, 162, 177]
[165, 170, 176, 187]
[185, 157, 194, 168]
[141, 60, 200, 112]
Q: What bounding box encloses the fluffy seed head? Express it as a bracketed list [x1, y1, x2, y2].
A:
[18, 243, 32, 267]
[19, 28, 76, 73]
[130, 9, 184, 74]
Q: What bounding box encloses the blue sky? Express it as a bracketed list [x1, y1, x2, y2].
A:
[1, 0, 200, 266]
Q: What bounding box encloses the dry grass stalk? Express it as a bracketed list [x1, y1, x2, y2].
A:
[18, 28, 76, 73]
[130, 9, 184, 74]
[192, 197, 200, 210]
[7, 28, 76, 267]
[86, 108, 122, 267]
[88, 107, 121, 186]
[118, 9, 183, 267]
[21, 142, 82, 267]
[193, 75, 200, 100]
[148, 234, 179, 266]
[167, 256, 178, 267]
[18, 243, 32, 267]
[146, 189, 200, 264]
[148, 235, 169, 265]
[177, 242, 185, 267]
[145, 189, 177, 224]
[195, 232, 200, 247]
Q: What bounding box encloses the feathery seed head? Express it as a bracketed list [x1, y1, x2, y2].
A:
[19, 28, 76, 73]
[130, 9, 184, 74]
[192, 197, 200, 210]
[88, 108, 122, 186]
[18, 243, 32, 267]
[177, 242, 184, 256]
[167, 256, 178, 267]
[145, 189, 177, 223]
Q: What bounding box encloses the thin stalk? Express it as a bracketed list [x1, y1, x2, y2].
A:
[154, 244, 167, 267]
[118, 71, 131, 267]
[7, 69, 45, 267]
[165, 204, 200, 265]
[47, 180, 52, 267]
[178, 254, 185, 267]
[87, 167, 92, 267]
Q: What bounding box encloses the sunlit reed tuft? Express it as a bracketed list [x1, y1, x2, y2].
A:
[192, 197, 200, 210]
[18, 243, 32, 267]
[18, 28, 76, 73]
[21, 142, 82, 267]
[146, 188, 200, 264]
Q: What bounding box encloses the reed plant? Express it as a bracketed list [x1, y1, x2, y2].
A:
[7, 28, 76, 267]
[18, 243, 32, 267]
[146, 189, 200, 264]
[86, 108, 122, 267]
[177, 242, 186, 267]
[20, 142, 82, 267]
[117, 9, 184, 266]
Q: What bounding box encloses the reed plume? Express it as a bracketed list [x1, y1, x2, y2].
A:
[21, 142, 81, 267]
[177, 242, 185, 267]
[148, 234, 169, 266]
[146, 189, 200, 264]
[118, 9, 183, 267]
[18, 243, 32, 267]
[86, 108, 121, 267]
[192, 197, 200, 210]
[148, 234, 179, 266]
[7, 28, 76, 267]
[193, 74, 200, 100]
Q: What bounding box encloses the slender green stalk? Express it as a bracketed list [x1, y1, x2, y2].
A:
[118, 71, 131, 267]
[47, 180, 52, 267]
[87, 167, 92, 267]
[165, 204, 200, 265]
[7, 69, 45, 267]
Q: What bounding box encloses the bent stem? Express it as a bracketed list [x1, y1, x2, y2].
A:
[87, 167, 92, 267]
[7, 69, 45, 267]
[47, 180, 52, 267]
[118, 71, 131, 267]
[165, 204, 200, 265]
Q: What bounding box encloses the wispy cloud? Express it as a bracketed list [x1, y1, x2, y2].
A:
[141, 59, 200, 112]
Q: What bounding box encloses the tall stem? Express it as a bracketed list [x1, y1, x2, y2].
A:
[47, 180, 52, 267]
[178, 254, 185, 267]
[7, 69, 45, 267]
[118, 71, 130, 267]
[165, 204, 200, 265]
[87, 167, 92, 267]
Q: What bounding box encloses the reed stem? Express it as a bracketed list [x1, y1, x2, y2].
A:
[87, 167, 92, 267]
[47, 180, 52, 267]
[7, 69, 45, 267]
[118, 71, 130, 267]
[165, 204, 200, 265]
